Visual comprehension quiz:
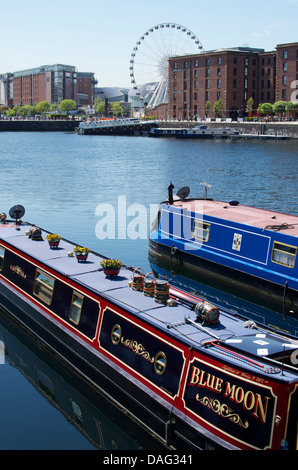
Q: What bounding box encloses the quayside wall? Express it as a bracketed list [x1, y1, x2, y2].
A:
[0, 120, 77, 132]
[0, 119, 298, 138]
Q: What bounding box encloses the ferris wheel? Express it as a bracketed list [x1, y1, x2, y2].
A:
[130, 23, 203, 109]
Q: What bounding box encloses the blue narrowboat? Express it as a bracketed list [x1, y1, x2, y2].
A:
[1, 205, 298, 450]
[149, 185, 298, 317]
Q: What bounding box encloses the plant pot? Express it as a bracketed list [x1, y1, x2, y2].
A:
[76, 254, 88, 262]
[48, 240, 60, 249]
[103, 268, 120, 277]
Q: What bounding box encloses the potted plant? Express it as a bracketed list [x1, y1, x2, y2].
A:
[46, 233, 61, 249]
[100, 258, 122, 276]
[73, 246, 91, 262]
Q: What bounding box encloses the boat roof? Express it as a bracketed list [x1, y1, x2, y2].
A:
[168, 198, 298, 237]
[1, 220, 298, 380]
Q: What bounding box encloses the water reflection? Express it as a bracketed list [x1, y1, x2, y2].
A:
[0, 311, 166, 450]
[149, 254, 298, 337]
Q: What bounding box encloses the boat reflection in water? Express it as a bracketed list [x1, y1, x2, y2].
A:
[148, 254, 298, 338]
[0, 310, 166, 450]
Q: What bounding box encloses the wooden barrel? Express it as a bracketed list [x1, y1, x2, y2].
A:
[29, 227, 42, 240]
[194, 301, 220, 324]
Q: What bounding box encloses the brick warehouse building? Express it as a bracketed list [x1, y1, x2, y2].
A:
[168, 42, 298, 120]
[0, 64, 96, 107]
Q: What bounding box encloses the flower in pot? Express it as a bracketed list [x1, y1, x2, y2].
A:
[100, 258, 122, 276]
[73, 246, 91, 262]
[46, 233, 61, 248]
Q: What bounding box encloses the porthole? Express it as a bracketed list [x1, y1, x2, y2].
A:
[111, 324, 121, 345]
[154, 351, 167, 375]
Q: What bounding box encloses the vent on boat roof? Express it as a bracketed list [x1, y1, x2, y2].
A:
[229, 200, 239, 206]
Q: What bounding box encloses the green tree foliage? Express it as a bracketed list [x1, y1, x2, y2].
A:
[273, 100, 287, 117]
[213, 99, 223, 117]
[58, 99, 77, 113]
[259, 103, 274, 116]
[36, 101, 51, 114]
[0, 105, 8, 116]
[18, 105, 33, 118]
[246, 97, 254, 114]
[205, 101, 211, 116]
[111, 102, 123, 116]
[286, 101, 298, 120]
[94, 97, 105, 115]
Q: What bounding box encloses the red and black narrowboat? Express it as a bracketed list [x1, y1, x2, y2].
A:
[0, 205, 298, 450]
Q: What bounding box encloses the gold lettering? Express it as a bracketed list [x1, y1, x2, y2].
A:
[189, 366, 201, 386]
[10, 265, 26, 279]
[189, 367, 223, 393]
[214, 377, 223, 393]
[206, 373, 215, 389]
[252, 394, 270, 424]
[224, 382, 270, 423]
[198, 370, 207, 387]
[224, 381, 236, 399]
[243, 390, 255, 412]
[234, 386, 245, 404]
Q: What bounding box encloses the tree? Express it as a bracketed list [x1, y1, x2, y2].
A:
[13, 105, 20, 116]
[58, 99, 77, 113]
[111, 102, 123, 116]
[36, 101, 51, 115]
[4, 108, 16, 118]
[286, 101, 298, 120]
[213, 99, 223, 117]
[51, 102, 58, 112]
[0, 105, 8, 117]
[94, 97, 105, 115]
[273, 100, 287, 118]
[246, 97, 254, 117]
[30, 105, 39, 117]
[18, 105, 33, 118]
[259, 103, 274, 116]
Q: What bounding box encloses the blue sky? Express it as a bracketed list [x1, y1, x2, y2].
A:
[1, 0, 297, 87]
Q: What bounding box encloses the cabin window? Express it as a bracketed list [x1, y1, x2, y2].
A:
[0, 246, 5, 271]
[33, 270, 55, 305]
[272, 242, 297, 268]
[69, 292, 84, 325]
[192, 220, 210, 242]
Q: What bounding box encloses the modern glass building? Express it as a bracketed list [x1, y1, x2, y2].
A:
[0, 64, 95, 107]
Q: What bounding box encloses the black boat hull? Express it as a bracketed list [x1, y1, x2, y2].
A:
[0, 277, 226, 450]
